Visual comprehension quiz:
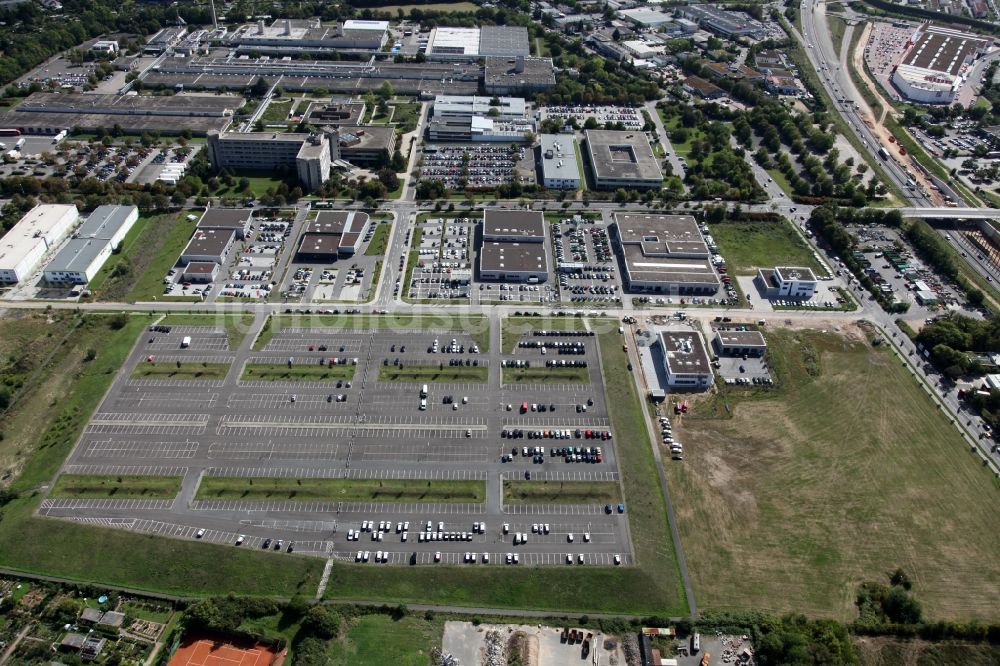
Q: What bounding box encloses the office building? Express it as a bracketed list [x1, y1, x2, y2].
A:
[0, 204, 78, 284]
[539, 134, 582, 189]
[658, 329, 714, 389]
[754, 266, 818, 299]
[612, 213, 720, 294]
[180, 229, 236, 265]
[478, 209, 548, 283]
[583, 130, 663, 190]
[43, 205, 139, 285]
[675, 5, 765, 39]
[296, 211, 371, 259]
[182, 261, 219, 283]
[206, 131, 330, 191]
[197, 208, 253, 240]
[302, 102, 366, 127]
[433, 95, 526, 120]
[713, 329, 767, 357]
[427, 116, 535, 142]
[332, 126, 397, 167]
[482, 210, 545, 243]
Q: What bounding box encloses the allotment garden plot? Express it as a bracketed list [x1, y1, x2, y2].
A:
[42, 318, 634, 568]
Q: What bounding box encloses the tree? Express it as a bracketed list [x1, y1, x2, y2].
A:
[377, 80, 394, 102]
[0, 386, 10, 410]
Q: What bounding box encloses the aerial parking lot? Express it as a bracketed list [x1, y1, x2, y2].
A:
[43, 315, 634, 567]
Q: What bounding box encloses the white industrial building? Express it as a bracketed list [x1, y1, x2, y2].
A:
[891, 24, 990, 104]
[0, 204, 78, 284]
[43, 205, 139, 285]
[433, 95, 526, 119]
[754, 266, 818, 299]
[539, 134, 582, 189]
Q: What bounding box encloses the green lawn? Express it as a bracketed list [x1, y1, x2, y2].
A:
[261, 99, 293, 123]
[829, 16, 846, 57]
[196, 477, 485, 502]
[255, 312, 489, 352]
[0, 312, 324, 597]
[50, 475, 182, 499]
[120, 600, 173, 623]
[390, 102, 422, 134]
[86, 213, 157, 294]
[328, 614, 442, 666]
[708, 219, 824, 275]
[158, 313, 257, 351]
[364, 222, 391, 257]
[504, 481, 620, 505]
[378, 365, 487, 383]
[501, 366, 590, 384]
[132, 362, 230, 380]
[323, 326, 687, 616]
[241, 363, 357, 382]
[667, 328, 1000, 621]
[125, 213, 199, 303]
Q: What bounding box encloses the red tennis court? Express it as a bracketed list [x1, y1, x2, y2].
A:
[168, 637, 281, 666]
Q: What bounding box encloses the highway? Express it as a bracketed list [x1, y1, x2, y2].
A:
[796, 0, 936, 206]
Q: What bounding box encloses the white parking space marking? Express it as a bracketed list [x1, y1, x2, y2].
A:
[204, 467, 486, 480]
[86, 413, 208, 435]
[62, 465, 188, 477]
[241, 519, 339, 533]
[126, 378, 225, 388]
[499, 383, 592, 391]
[501, 504, 609, 515]
[499, 470, 618, 482]
[82, 439, 200, 459]
[206, 441, 343, 461]
[39, 498, 174, 512]
[113, 393, 219, 410]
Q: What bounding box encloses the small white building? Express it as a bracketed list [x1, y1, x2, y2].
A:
[658, 329, 714, 390]
[0, 204, 78, 284]
[539, 134, 581, 190]
[754, 266, 818, 299]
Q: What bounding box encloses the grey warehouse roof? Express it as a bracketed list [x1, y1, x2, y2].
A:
[44, 206, 137, 274]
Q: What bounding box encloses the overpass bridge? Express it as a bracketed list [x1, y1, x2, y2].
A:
[900, 208, 1000, 220]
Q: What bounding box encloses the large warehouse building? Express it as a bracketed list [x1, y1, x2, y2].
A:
[296, 211, 371, 260]
[583, 130, 663, 190]
[43, 205, 139, 285]
[0, 204, 78, 284]
[477, 210, 548, 283]
[427, 25, 530, 59]
[891, 24, 990, 104]
[611, 213, 720, 294]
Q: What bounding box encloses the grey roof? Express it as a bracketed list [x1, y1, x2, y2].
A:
[44, 206, 137, 274]
[484, 56, 556, 90]
[539, 134, 582, 183]
[715, 329, 767, 348]
[482, 210, 545, 240]
[479, 25, 530, 56]
[480, 242, 548, 274]
[585, 130, 663, 184]
[182, 229, 234, 258]
[614, 213, 718, 287]
[775, 266, 817, 283]
[183, 261, 218, 274]
[198, 208, 253, 230]
[660, 330, 712, 375]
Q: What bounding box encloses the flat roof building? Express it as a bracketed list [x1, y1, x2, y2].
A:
[683, 75, 726, 99]
[206, 131, 330, 191]
[479, 25, 531, 57]
[197, 208, 253, 240]
[332, 126, 397, 167]
[620, 7, 675, 27]
[427, 25, 530, 59]
[296, 211, 371, 259]
[43, 205, 139, 285]
[433, 95, 526, 119]
[891, 23, 990, 104]
[426, 116, 535, 143]
[182, 261, 219, 283]
[658, 329, 714, 389]
[754, 265, 818, 299]
[612, 213, 720, 294]
[713, 329, 767, 356]
[302, 101, 366, 127]
[227, 18, 388, 53]
[479, 242, 548, 283]
[583, 130, 663, 190]
[484, 56, 557, 94]
[539, 134, 582, 190]
[0, 204, 78, 284]
[180, 228, 235, 266]
[482, 210, 545, 242]
[0, 92, 238, 136]
[676, 5, 765, 39]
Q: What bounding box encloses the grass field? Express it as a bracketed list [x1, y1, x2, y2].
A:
[854, 636, 1000, 666]
[323, 326, 687, 615]
[120, 600, 173, 623]
[666, 327, 1000, 621]
[126, 213, 198, 302]
[328, 614, 442, 666]
[261, 99, 292, 123]
[504, 481, 620, 505]
[196, 477, 485, 502]
[86, 213, 156, 296]
[254, 312, 489, 352]
[158, 313, 257, 350]
[708, 219, 824, 275]
[132, 362, 230, 380]
[241, 363, 357, 382]
[501, 366, 590, 384]
[365, 222, 391, 257]
[829, 16, 847, 57]
[50, 475, 182, 499]
[378, 365, 487, 383]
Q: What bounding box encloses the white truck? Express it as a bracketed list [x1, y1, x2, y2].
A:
[180, 336, 191, 348]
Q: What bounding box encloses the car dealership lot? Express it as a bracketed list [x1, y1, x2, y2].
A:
[44, 319, 633, 565]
